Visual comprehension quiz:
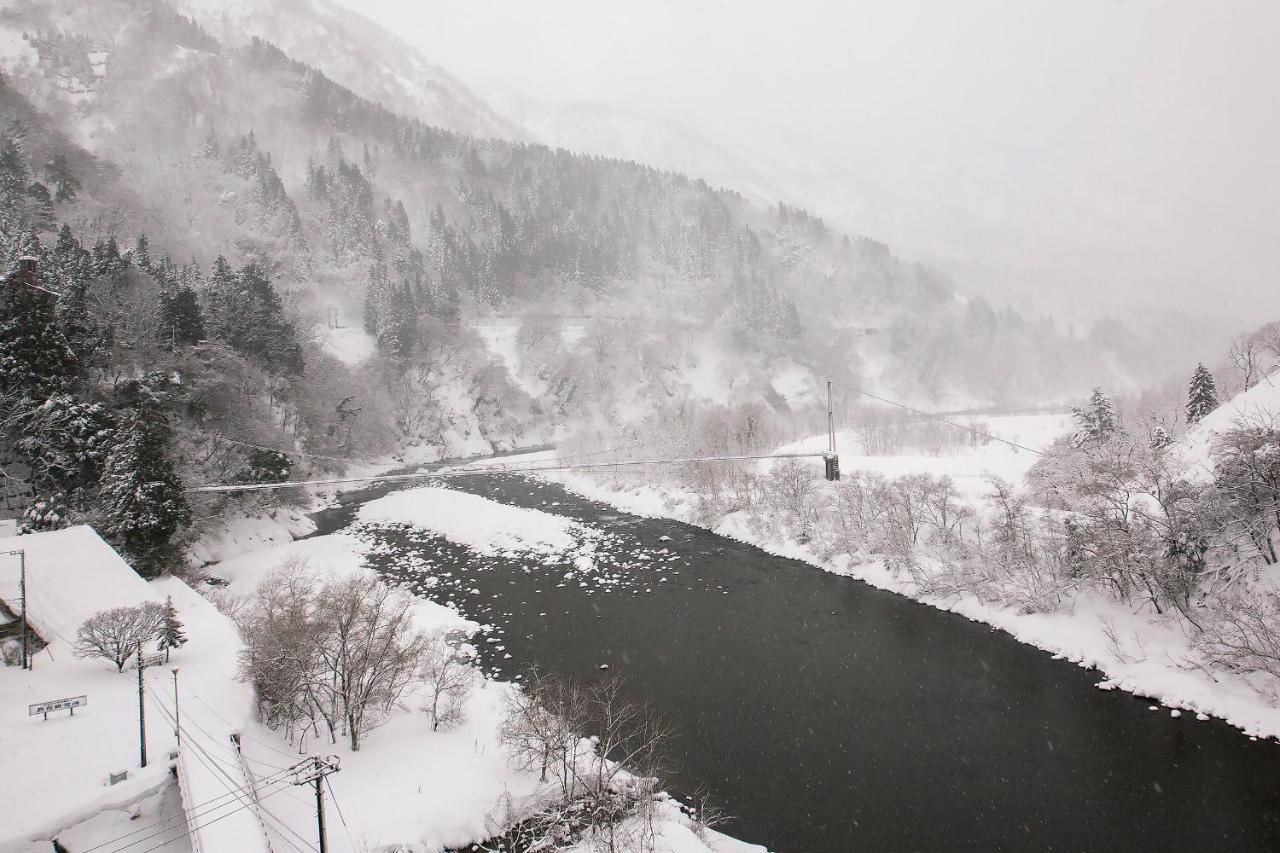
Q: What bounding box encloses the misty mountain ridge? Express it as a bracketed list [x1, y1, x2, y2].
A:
[0, 0, 1214, 556]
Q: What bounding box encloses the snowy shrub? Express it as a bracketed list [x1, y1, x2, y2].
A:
[499, 669, 672, 853]
[1210, 415, 1280, 567]
[1196, 592, 1280, 682]
[762, 459, 819, 542]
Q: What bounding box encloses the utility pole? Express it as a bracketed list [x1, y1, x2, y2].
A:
[2, 549, 28, 670]
[825, 380, 841, 481]
[827, 380, 835, 454]
[17, 550, 27, 670]
[171, 668, 181, 748]
[137, 644, 147, 768]
[292, 756, 340, 853]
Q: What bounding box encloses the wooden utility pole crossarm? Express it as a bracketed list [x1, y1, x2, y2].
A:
[292, 755, 341, 853]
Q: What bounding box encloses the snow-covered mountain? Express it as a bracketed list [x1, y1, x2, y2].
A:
[491, 92, 787, 205]
[172, 0, 522, 141]
[0, 0, 1183, 559]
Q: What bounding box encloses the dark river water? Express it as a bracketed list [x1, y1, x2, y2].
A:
[309, 472, 1280, 853]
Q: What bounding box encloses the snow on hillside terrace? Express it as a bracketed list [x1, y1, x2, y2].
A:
[475, 319, 548, 397]
[319, 324, 377, 366]
[1175, 368, 1280, 476]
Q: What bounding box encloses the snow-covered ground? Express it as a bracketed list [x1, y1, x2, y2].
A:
[208, 524, 764, 853]
[320, 325, 377, 366]
[475, 319, 549, 399]
[517, 412, 1280, 741]
[0, 527, 267, 853]
[777, 413, 1071, 496]
[0, 516, 760, 852]
[1175, 367, 1280, 475]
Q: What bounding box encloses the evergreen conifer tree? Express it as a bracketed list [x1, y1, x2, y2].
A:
[160, 287, 205, 347]
[1072, 388, 1116, 446]
[0, 263, 77, 397]
[1149, 424, 1173, 452]
[157, 595, 187, 660]
[1186, 363, 1219, 424]
[100, 404, 190, 577]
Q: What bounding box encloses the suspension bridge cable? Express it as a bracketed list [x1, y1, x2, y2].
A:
[186, 451, 829, 494]
[828, 380, 1047, 457]
[177, 427, 361, 464]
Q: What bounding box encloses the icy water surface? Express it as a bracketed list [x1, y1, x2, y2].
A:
[311, 474, 1280, 852]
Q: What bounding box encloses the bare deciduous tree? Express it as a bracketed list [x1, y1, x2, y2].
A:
[1196, 592, 1280, 680]
[316, 573, 430, 751]
[1231, 333, 1263, 391]
[239, 561, 431, 751]
[499, 669, 673, 853]
[421, 629, 476, 731]
[74, 602, 165, 671]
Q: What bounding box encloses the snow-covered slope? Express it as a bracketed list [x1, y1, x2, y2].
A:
[1175, 368, 1280, 473]
[173, 0, 522, 140]
[493, 94, 784, 204]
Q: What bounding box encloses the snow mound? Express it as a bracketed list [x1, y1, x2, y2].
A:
[357, 487, 595, 557]
[1176, 368, 1280, 474]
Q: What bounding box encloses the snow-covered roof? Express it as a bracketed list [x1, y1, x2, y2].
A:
[0, 526, 162, 651]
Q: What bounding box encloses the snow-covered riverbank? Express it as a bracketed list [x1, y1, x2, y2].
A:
[203, 509, 765, 853]
[472, 414, 1280, 742]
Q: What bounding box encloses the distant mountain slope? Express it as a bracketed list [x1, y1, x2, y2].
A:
[492, 93, 787, 205]
[0, 0, 1160, 559]
[173, 0, 523, 141]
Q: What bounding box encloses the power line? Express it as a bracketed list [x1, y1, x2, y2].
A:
[325, 775, 358, 852]
[143, 694, 310, 853]
[82, 764, 296, 853]
[148, 690, 317, 853]
[131, 784, 297, 853]
[178, 427, 359, 465]
[178, 682, 303, 763]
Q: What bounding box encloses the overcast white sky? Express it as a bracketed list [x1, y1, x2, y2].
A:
[341, 0, 1279, 324]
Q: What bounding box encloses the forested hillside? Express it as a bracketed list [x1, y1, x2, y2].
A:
[0, 0, 1157, 572]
